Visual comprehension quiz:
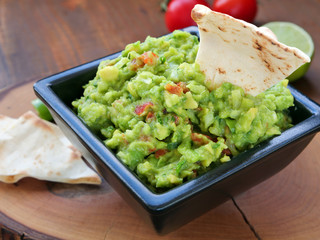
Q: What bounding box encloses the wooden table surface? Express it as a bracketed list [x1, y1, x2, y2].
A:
[0, 0, 320, 239]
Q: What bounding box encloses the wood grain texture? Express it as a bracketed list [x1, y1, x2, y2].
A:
[0, 0, 320, 239]
[236, 137, 320, 239]
[0, 0, 168, 92]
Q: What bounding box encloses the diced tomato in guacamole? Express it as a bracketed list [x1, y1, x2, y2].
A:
[72, 31, 294, 191]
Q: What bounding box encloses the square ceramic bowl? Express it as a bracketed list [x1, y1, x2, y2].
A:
[34, 26, 320, 234]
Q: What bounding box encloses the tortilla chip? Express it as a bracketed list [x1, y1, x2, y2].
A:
[0, 115, 16, 132]
[0, 111, 101, 184]
[191, 5, 310, 96]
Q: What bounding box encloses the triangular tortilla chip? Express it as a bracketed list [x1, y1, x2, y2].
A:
[191, 5, 310, 96]
[0, 111, 101, 184]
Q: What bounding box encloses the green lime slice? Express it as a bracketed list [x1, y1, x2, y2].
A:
[262, 21, 314, 82]
[32, 98, 53, 121]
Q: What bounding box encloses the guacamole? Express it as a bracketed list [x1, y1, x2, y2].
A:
[72, 31, 294, 190]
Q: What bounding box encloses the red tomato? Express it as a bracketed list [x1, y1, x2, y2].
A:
[165, 0, 210, 32]
[176, 82, 190, 93]
[134, 102, 154, 115]
[140, 51, 158, 66]
[145, 111, 155, 121]
[212, 0, 257, 23]
[155, 149, 168, 158]
[165, 83, 183, 96]
[191, 132, 215, 145]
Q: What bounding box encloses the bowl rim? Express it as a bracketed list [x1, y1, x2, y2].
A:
[33, 26, 320, 213]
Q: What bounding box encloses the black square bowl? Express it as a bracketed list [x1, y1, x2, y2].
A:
[34, 27, 320, 234]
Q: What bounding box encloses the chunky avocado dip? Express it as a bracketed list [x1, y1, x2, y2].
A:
[72, 31, 294, 190]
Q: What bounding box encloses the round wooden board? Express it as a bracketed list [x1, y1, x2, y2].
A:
[1, 0, 320, 239]
[0, 81, 256, 239]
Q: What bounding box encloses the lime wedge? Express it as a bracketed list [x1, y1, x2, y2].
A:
[262, 21, 314, 82]
[31, 98, 53, 121]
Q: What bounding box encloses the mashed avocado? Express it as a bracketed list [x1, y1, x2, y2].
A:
[72, 31, 294, 190]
